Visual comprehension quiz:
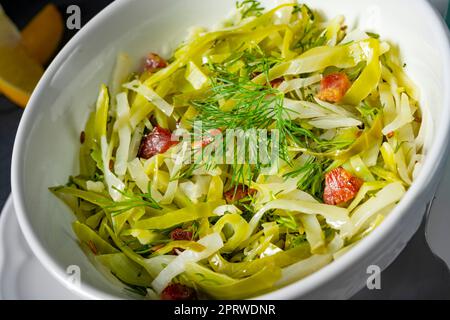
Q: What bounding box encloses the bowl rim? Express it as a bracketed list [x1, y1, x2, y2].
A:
[11, 0, 450, 300]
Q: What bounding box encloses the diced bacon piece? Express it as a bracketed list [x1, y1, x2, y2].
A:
[317, 73, 351, 103]
[224, 185, 257, 203]
[323, 167, 363, 205]
[161, 284, 197, 300]
[144, 53, 168, 73]
[170, 228, 193, 241]
[138, 126, 178, 159]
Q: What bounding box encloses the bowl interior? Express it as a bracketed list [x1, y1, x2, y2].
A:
[13, 0, 449, 299]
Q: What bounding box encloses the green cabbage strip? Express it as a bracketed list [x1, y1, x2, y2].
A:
[347, 181, 388, 212]
[184, 262, 282, 300]
[93, 85, 126, 202]
[94, 84, 109, 141]
[254, 39, 377, 84]
[121, 228, 160, 245]
[72, 221, 118, 255]
[154, 170, 192, 208]
[348, 155, 376, 182]
[298, 214, 325, 254]
[152, 241, 206, 256]
[275, 254, 333, 287]
[152, 233, 224, 293]
[85, 210, 104, 229]
[342, 39, 382, 105]
[208, 244, 311, 278]
[253, 43, 358, 84]
[213, 213, 250, 253]
[79, 111, 98, 177]
[105, 224, 164, 279]
[50, 186, 109, 207]
[291, 115, 383, 162]
[341, 182, 405, 238]
[95, 253, 152, 287]
[134, 200, 225, 230]
[248, 199, 349, 238]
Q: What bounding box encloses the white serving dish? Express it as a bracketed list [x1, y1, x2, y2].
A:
[11, 0, 450, 299]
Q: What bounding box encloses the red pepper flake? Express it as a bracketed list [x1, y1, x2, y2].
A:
[387, 131, 395, 139]
[224, 185, 257, 203]
[144, 53, 168, 73]
[161, 284, 197, 300]
[317, 73, 351, 103]
[109, 160, 114, 171]
[170, 228, 193, 241]
[323, 167, 363, 206]
[270, 78, 284, 88]
[138, 126, 178, 159]
[87, 240, 98, 255]
[80, 131, 86, 144]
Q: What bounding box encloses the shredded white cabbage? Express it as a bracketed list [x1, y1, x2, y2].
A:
[123, 80, 174, 117]
[341, 182, 405, 238]
[114, 93, 132, 177]
[151, 233, 224, 294]
[101, 136, 125, 202]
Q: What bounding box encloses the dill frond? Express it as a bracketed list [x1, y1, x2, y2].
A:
[283, 156, 331, 198]
[102, 186, 162, 217]
[236, 0, 265, 19]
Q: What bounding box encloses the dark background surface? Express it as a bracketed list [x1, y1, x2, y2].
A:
[1, 0, 450, 300]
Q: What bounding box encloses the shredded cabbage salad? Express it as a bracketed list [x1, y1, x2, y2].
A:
[51, 0, 424, 300]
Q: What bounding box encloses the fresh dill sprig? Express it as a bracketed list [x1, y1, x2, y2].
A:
[295, 29, 327, 53]
[357, 101, 380, 126]
[284, 122, 353, 153]
[193, 63, 283, 146]
[366, 32, 380, 39]
[293, 4, 327, 53]
[346, 61, 367, 81]
[283, 156, 331, 197]
[275, 215, 299, 231]
[191, 78, 282, 131]
[236, 0, 264, 19]
[287, 233, 308, 249]
[190, 68, 289, 185]
[102, 186, 162, 217]
[293, 4, 315, 19]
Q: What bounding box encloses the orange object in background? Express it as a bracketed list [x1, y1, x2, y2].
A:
[0, 6, 44, 108]
[0, 4, 63, 108]
[0, 50, 44, 107]
[21, 4, 63, 65]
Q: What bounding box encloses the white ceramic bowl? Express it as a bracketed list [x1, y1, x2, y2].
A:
[11, 0, 450, 300]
